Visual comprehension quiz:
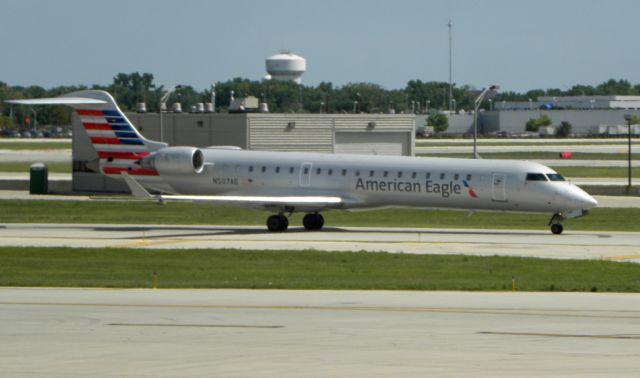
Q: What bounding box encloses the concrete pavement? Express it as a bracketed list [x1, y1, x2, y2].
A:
[1, 288, 639, 377]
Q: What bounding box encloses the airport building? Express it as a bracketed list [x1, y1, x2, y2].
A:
[495, 95, 640, 110]
[416, 98, 640, 136]
[72, 112, 415, 192]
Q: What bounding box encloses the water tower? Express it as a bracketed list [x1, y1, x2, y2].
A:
[265, 51, 306, 83]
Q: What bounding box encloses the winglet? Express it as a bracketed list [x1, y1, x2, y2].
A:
[121, 172, 154, 199]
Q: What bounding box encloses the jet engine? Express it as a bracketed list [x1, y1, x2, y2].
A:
[139, 147, 204, 174]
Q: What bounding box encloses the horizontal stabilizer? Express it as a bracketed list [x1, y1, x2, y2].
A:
[5, 97, 107, 105]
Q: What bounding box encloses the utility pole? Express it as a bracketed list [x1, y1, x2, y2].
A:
[448, 19, 453, 112]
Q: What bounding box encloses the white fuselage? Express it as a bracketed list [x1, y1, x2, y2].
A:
[142, 148, 597, 215]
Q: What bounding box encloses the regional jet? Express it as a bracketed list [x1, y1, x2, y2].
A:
[7, 90, 597, 234]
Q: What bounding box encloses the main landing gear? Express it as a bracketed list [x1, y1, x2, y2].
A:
[548, 213, 564, 235]
[265, 213, 324, 232]
[302, 213, 324, 231]
[267, 214, 288, 232]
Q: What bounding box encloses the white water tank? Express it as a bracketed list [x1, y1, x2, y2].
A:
[265, 52, 306, 83]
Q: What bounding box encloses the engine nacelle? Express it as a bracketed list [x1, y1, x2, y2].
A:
[140, 147, 204, 175]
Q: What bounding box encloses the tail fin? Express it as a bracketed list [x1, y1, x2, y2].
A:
[7, 90, 167, 177]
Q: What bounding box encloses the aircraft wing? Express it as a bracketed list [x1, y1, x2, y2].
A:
[4, 97, 107, 105]
[121, 172, 351, 211]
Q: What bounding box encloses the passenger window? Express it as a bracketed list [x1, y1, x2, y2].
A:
[454, 174, 459, 180]
[261, 166, 266, 173]
[303, 167, 309, 174]
[383, 171, 388, 178]
[328, 169, 333, 176]
[355, 170, 360, 176]
[426, 173, 431, 179]
[289, 167, 294, 174]
[440, 173, 445, 180]
[547, 173, 565, 181]
[275, 167, 280, 173]
[412, 172, 417, 179]
[526, 173, 548, 181]
[316, 168, 322, 175]
[397, 171, 402, 178]
[466, 174, 472, 181]
[369, 170, 375, 177]
[249, 166, 253, 172]
[342, 169, 347, 176]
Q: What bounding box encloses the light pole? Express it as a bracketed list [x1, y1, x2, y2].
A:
[473, 85, 500, 159]
[452, 99, 456, 113]
[30, 108, 37, 133]
[448, 19, 453, 112]
[159, 85, 181, 142]
[488, 99, 493, 111]
[624, 115, 633, 190]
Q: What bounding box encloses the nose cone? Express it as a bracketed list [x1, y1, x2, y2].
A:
[581, 193, 598, 209]
[573, 186, 598, 209]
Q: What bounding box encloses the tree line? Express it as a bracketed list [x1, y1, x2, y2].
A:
[1, 73, 639, 128]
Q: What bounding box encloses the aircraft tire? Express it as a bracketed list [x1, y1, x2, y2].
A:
[303, 213, 324, 231]
[267, 214, 288, 232]
[550, 223, 563, 235]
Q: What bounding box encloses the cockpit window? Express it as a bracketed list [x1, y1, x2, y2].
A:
[526, 173, 548, 181]
[546, 173, 565, 181]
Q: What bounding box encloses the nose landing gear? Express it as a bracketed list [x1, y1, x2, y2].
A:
[548, 213, 564, 235]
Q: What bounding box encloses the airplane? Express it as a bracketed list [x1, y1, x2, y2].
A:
[6, 90, 598, 234]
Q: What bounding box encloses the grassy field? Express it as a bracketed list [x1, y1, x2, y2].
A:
[550, 166, 638, 178]
[0, 162, 71, 173]
[418, 152, 640, 160]
[0, 247, 639, 291]
[0, 199, 638, 232]
[0, 142, 71, 150]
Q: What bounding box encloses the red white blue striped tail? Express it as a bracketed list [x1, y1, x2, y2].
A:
[66, 91, 167, 177]
[6, 90, 167, 178]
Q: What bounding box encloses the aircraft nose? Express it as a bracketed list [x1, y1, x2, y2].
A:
[573, 188, 598, 209]
[582, 194, 598, 209]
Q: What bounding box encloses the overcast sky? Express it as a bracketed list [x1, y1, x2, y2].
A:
[2, 0, 639, 92]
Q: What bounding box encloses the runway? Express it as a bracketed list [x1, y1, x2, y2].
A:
[1, 288, 639, 377]
[1, 223, 639, 262]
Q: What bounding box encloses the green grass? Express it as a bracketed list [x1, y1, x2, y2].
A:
[551, 166, 639, 178]
[418, 152, 640, 160]
[0, 247, 638, 291]
[0, 142, 71, 150]
[0, 162, 71, 173]
[0, 200, 638, 232]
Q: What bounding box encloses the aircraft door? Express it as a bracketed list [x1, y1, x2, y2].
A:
[300, 162, 312, 187]
[492, 173, 507, 201]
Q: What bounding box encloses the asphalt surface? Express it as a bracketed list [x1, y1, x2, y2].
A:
[0, 223, 638, 262]
[1, 288, 639, 377]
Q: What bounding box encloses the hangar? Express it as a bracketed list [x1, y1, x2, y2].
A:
[72, 112, 415, 192]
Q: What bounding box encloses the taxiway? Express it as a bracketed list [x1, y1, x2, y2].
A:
[1, 288, 639, 377]
[0, 223, 639, 262]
